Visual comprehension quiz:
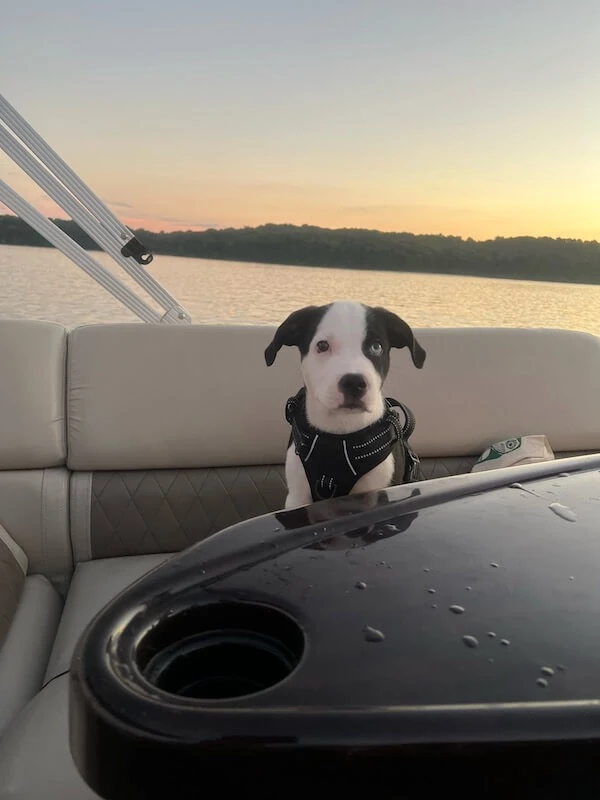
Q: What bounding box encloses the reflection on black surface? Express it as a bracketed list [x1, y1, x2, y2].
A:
[274, 488, 421, 549]
[307, 510, 419, 551]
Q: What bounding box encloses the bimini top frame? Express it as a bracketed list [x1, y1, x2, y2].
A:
[0, 93, 191, 324]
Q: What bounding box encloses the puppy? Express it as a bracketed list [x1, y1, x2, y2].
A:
[264, 300, 426, 509]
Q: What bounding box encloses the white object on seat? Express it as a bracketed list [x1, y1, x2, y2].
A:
[471, 434, 555, 472]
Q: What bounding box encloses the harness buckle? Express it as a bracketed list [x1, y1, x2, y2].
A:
[404, 445, 421, 482]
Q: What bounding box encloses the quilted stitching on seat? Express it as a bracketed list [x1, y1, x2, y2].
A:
[91, 467, 288, 558]
[89, 452, 588, 559]
[89, 460, 475, 558]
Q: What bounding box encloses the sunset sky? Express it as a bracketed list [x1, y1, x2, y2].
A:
[1, 0, 599, 240]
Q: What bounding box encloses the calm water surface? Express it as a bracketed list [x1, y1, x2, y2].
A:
[1, 244, 599, 333]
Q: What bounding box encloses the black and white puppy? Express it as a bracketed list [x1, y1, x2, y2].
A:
[264, 300, 426, 509]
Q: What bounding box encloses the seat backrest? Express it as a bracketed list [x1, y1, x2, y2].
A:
[66, 323, 293, 562]
[0, 319, 72, 590]
[65, 322, 600, 561]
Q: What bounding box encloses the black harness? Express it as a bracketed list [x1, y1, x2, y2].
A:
[285, 387, 422, 502]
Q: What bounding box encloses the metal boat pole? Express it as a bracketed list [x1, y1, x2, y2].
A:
[0, 93, 191, 324]
[0, 180, 162, 323]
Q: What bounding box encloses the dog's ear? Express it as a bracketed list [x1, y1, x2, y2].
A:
[264, 305, 325, 366]
[374, 307, 426, 369]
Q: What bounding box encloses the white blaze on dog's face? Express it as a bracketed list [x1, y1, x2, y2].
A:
[301, 302, 385, 419]
[264, 300, 426, 433]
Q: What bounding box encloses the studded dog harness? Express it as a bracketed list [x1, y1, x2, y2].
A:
[285, 387, 421, 502]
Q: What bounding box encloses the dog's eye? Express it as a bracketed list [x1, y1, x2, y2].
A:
[369, 342, 383, 357]
[316, 340, 329, 353]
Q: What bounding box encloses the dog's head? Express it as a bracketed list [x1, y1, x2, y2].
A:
[264, 301, 425, 428]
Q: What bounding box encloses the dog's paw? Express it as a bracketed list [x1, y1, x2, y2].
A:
[284, 492, 311, 510]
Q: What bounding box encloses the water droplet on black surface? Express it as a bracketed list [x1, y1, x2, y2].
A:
[466, 586, 472, 591]
[431, 603, 438, 608]
[549, 502, 577, 522]
[509, 482, 542, 497]
[423, 568, 430, 573]
[488, 632, 496, 638]
[355, 581, 367, 590]
[449, 605, 465, 615]
[490, 562, 500, 568]
[541, 666, 554, 677]
[501, 638, 510, 646]
[364, 626, 385, 643]
[427, 588, 436, 594]
[557, 664, 567, 672]
[569, 576, 575, 581]
[462, 635, 479, 649]
[536, 678, 549, 688]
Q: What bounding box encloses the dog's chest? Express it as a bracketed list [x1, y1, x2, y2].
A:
[293, 427, 404, 501]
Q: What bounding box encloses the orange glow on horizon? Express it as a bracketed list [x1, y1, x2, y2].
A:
[2, 150, 599, 243]
[2, 202, 600, 243]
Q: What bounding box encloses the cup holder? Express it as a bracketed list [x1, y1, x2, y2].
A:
[136, 601, 304, 701]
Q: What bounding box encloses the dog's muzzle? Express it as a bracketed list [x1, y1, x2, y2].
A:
[338, 373, 367, 402]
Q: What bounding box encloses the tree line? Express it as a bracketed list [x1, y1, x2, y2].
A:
[1, 214, 599, 284]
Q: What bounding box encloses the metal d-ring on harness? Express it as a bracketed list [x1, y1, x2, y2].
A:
[285, 388, 422, 502]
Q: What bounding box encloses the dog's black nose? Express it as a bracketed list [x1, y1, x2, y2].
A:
[339, 373, 367, 398]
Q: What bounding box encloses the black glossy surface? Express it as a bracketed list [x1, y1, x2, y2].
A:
[69, 454, 600, 798]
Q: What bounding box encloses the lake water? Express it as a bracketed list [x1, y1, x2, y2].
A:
[1, 244, 600, 334]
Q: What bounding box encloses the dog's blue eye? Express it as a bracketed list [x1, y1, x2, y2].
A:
[316, 340, 329, 353]
[369, 342, 383, 357]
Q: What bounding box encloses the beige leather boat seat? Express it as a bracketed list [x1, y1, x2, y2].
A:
[3, 319, 600, 798]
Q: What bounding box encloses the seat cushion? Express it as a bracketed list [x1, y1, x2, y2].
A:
[0, 554, 173, 798]
[70, 467, 287, 561]
[0, 468, 72, 592]
[0, 318, 67, 470]
[44, 554, 171, 683]
[0, 574, 62, 737]
[0, 676, 98, 799]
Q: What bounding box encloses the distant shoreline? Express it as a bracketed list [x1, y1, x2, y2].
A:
[2, 216, 600, 286]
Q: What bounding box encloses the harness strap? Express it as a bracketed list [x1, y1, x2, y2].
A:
[384, 397, 421, 483]
[285, 388, 422, 498]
